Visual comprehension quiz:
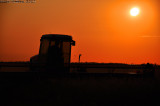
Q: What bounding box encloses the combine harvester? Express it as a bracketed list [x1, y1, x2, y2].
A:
[30, 34, 155, 77]
[30, 34, 75, 73]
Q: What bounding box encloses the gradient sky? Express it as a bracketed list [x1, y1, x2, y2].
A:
[0, 0, 160, 64]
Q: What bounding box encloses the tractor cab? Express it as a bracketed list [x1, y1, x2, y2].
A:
[30, 34, 75, 72]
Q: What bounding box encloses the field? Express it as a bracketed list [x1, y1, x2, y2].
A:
[0, 62, 160, 105]
[0, 72, 160, 106]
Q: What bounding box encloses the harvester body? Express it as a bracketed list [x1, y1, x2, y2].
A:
[30, 34, 75, 72]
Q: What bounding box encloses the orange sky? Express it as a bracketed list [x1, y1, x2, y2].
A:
[0, 0, 160, 64]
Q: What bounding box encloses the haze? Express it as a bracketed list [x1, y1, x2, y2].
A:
[0, 0, 159, 64]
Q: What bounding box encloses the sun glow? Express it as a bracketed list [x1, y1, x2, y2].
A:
[130, 7, 140, 16]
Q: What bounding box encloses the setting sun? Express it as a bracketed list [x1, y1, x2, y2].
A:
[130, 7, 140, 16]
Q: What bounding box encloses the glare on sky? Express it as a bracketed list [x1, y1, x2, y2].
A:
[130, 7, 140, 16]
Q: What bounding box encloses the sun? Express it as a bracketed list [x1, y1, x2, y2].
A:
[130, 7, 140, 16]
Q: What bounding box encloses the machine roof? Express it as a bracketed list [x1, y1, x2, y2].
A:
[41, 34, 73, 41]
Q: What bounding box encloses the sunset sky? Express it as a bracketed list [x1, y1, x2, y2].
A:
[0, 0, 159, 64]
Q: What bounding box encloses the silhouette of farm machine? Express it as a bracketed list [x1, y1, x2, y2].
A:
[30, 34, 155, 76]
[30, 34, 75, 72]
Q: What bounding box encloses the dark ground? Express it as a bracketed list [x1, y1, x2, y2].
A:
[0, 73, 160, 106]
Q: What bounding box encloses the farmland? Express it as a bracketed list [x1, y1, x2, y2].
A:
[0, 62, 160, 105]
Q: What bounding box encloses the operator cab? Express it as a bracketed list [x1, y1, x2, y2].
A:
[30, 34, 75, 72]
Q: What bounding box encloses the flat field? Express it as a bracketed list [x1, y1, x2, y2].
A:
[0, 71, 160, 106]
